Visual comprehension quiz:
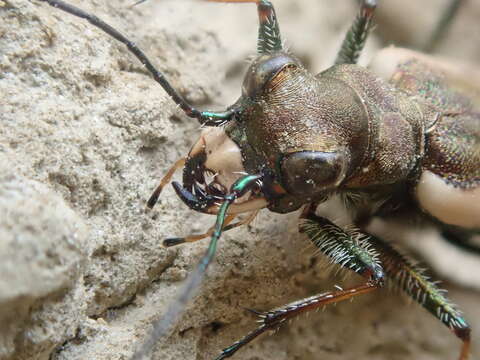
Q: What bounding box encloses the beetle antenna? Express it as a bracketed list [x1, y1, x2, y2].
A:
[335, 0, 377, 65]
[424, 0, 465, 53]
[206, 0, 283, 54]
[37, 0, 235, 126]
[132, 174, 262, 360]
[130, 0, 147, 7]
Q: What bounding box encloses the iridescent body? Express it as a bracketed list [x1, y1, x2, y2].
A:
[35, 0, 478, 359]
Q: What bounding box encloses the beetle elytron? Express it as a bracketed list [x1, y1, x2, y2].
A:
[36, 0, 479, 359]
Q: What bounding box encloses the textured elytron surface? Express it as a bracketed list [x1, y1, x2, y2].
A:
[1, 1, 480, 360]
[390, 60, 480, 188]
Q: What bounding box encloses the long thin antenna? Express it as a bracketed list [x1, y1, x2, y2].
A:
[37, 0, 234, 125]
[424, 0, 465, 53]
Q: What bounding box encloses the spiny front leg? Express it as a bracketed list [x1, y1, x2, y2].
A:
[205, 0, 282, 54]
[368, 234, 471, 360]
[214, 283, 378, 360]
[305, 209, 471, 360]
[335, 0, 377, 65]
[301, 210, 385, 283]
[134, 0, 283, 55]
[213, 207, 385, 359]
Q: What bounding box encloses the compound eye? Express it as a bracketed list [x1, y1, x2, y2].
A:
[242, 54, 297, 98]
[280, 151, 346, 195]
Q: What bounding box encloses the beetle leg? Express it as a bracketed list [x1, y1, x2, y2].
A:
[163, 210, 258, 247]
[303, 206, 471, 360]
[37, 0, 236, 126]
[216, 202, 472, 359]
[132, 174, 263, 360]
[210, 197, 269, 215]
[213, 207, 385, 359]
[424, 0, 465, 53]
[300, 207, 385, 282]
[214, 283, 378, 360]
[205, 0, 283, 54]
[335, 0, 377, 65]
[367, 233, 471, 360]
[132, 0, 283, 54]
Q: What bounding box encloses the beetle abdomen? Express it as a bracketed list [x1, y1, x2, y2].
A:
[368, 49, 480, 229]
[416, 170, 480, 229]
[416, 112, 480, 228]
[423, 113, 480, 189]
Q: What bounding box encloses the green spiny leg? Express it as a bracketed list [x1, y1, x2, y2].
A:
[214, 287, 380, 360]
[368, 234, 471, 360]
[206, 0, 282, 54]
[134, 0, 282, 54]
[424, 0, 465, 53]
[300, 210, 384, 282]
[335, 0, 377, 65]
[303, 208, 471, 359]
[212, 205, 385, 360]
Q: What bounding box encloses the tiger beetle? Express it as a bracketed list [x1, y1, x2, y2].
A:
[36, 0, 478, 359]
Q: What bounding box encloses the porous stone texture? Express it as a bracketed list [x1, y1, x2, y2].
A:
[0, 1, 479, 360]
[0, 164, 88, 360]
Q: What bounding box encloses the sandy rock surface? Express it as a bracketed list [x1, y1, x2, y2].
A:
[1, 0, 479, 360]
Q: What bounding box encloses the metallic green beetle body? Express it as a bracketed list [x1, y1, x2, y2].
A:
[34, 0, 478, 359]
[227, 52, 479, 219]
[229, 54, 425, 213]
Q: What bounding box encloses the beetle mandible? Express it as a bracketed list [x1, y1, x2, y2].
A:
[34, 0, 479, 359]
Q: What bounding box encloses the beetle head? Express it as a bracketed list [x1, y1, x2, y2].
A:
[177, 54, 315, 214]
[227, 52, 367, 212]
[177, 52, 369, 215]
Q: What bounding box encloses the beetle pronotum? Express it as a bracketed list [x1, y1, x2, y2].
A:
[23, 0, 479, 359]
